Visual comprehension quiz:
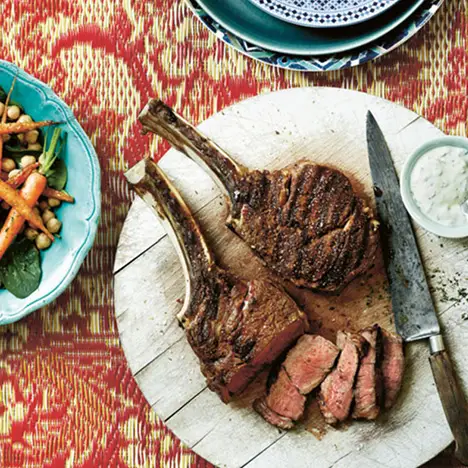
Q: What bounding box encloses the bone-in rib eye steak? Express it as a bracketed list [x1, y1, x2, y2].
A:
[126, 159, 308, 403]
[138, 100, 379, 293]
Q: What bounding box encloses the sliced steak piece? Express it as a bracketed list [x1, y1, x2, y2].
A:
[381, 329, 405, 409]
[265, 369, 306, 421]
[352, 325, 383, 420]
[254, 334, 338, 429]
[126, 159, 308, 403]
[253, 398, 294, 430]
[283, 335, 340, 395]
[139, 101, 379, 294]
[318, 331, 365, 425]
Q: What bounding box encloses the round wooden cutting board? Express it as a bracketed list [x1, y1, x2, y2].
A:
[114, 88, 468, 468]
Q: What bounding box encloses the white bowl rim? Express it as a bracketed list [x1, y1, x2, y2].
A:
[400, 135, 468, 239]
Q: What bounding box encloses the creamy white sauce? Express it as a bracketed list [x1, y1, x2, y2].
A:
[410, 146, 468, 227]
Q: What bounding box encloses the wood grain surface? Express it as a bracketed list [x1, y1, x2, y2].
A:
[114, 88, 468, 468]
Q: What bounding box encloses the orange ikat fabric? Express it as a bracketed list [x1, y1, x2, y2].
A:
[0, 0, 466, 466]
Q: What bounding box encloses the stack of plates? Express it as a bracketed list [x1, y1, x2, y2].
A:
[186, 0, 444, 71]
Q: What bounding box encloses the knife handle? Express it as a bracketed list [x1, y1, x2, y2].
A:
[429, 337, 468, 465]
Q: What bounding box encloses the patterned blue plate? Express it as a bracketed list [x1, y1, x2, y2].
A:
[0, 61, 101, 324]
[249, 0, 402, 28]
[187, 0, 444, 72]
[197, 0, 424, 56]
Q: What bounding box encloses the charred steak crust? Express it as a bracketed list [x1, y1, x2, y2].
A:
[230, 163, 379, 293]
[352, 325, 383, 420]
[184, 274, 308, 402]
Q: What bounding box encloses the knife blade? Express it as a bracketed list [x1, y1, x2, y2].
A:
[367, 111, 468, 464]
[366, 111, 439, 342]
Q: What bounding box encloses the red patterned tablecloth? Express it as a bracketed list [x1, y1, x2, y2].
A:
[0, 0, 466, 466]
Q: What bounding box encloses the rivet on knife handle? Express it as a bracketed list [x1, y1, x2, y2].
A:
[429, 336, 468, 465]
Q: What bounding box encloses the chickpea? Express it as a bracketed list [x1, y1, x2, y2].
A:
[8, 169, 21, 179]
[17, 133, 24, 143]
[25, 130, 39, 144]
[2, 158, 16, 173]
[20, 155, 36, 168]
[17, 114, 32, 124]
[46, 218, 62, 234]
[42, 209, 55, 224]
[35, 233, 52, 250]
[25, 227, 39, 241]
[38, 200, 49, 211]
[48, 198, 61, 208]
[27, 143, 42, 151]
[7, 105, 21, 121]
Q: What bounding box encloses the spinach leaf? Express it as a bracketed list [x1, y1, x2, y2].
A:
[0, 238, 42, 299]
[46, 158, 67, 190]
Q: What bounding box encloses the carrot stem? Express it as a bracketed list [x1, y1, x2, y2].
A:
[0, 172, 48, 260]
[0, 177, 53, 240]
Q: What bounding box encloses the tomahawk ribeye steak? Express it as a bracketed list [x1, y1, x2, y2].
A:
[125, 158, 308, 403]
[138, 100, 379, 293]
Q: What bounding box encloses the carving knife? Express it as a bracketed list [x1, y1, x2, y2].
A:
[366, 111, 468, 464]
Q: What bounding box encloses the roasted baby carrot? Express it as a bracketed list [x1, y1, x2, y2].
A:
[0, 177, 53, 240]
[0, 172, 49, 260]
[0, 120, 60, 135]
[7, 163, 40, 189]
[43, 187, 74, 203]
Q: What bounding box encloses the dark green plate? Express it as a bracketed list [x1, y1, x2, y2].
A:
[197, 0, 424, 56]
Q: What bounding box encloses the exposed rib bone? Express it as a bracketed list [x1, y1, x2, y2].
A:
[125, 158, 308, 402]
[139, 101, 245, 201]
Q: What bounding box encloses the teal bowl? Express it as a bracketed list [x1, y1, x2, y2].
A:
[0, 61, 101, 324]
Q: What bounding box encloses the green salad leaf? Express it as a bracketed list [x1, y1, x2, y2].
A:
[0, 238, 42, 299]
[46, 158, 68, 190]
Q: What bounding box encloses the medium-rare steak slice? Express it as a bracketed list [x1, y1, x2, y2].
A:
[283, 335, 340, 395]
[265, 369, 306, 421]
[381, 329, 405, 409]
[318, 331, 365, 425]
[254, 334, 339, 429]
[352, 325, 383, 420]
[126, 159, 308, 403]
[253, 398, 294, 431]
[139, 100, 379, 293]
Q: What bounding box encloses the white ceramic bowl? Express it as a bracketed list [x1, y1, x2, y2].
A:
[400, 136, 468, 239]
